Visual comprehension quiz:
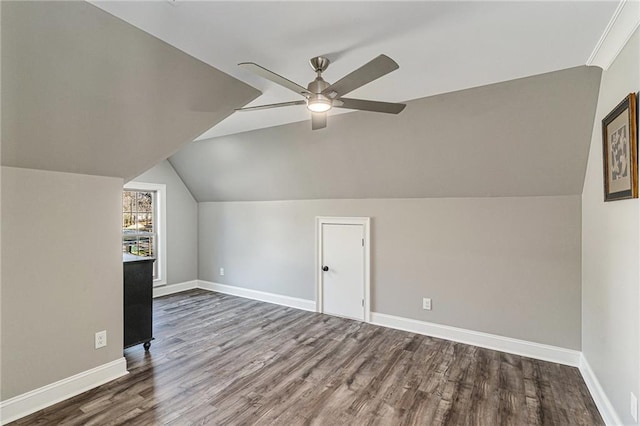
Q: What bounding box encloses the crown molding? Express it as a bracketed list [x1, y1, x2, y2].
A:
[587, 0, 640, 70]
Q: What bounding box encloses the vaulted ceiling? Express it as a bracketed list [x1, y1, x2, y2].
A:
[1, 1, 259, 181]
[92, 1, 617, 139]
[2, 1, 625, 202]
[169, 66, 601, 201]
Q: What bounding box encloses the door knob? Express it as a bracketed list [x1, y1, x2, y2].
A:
[322, 266, 329, 272]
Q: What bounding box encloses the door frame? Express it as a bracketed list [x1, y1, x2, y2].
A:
[315, 216, 371, 322]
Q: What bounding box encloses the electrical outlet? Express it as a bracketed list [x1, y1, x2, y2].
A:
[631, 392, 637, 422]
[219, 267, 225, 276]
[422, 298, 432, 310]
[95, 330, 107, 349]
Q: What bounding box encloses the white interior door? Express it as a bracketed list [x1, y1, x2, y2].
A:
[321, 223, 365, 321]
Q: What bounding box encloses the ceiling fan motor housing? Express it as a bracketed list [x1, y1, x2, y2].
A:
[306, 76, 332, 112]
[307, 76, 329, 95]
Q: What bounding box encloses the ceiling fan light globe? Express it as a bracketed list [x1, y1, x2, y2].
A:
[307, 101, 332, 113]
[307, 94, 332, 113]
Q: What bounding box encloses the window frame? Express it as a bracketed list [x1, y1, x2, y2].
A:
[123, 181, 167, 286]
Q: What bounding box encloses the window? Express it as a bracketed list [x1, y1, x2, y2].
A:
[123, 182, 167, 285]
[123, 190, 156, 258]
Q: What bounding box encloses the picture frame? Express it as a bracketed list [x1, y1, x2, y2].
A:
[602, 92, 638, 202]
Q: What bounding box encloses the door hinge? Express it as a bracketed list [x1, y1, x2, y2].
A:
[362, 299, 364, 307]
[362, 238, 364, 247]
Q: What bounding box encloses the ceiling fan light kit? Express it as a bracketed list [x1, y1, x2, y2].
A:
[307, 95, 332, 113]
[236, 54, 406, 130]
[307, 95, 333, 112]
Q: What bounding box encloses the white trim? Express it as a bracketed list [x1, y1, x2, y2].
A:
[197, 280, 316, 312]
[587, 0, 640, 70]
[370, 312, 581, 367]
[153, 280, 198, 298]
[194, 283, 579, 367]
[579, 354, 623, 426]
[0, 358, 128, 425]
[123, 181, 168, 286]
[315, 217, 371, 322]
[193, 282, 613, 422]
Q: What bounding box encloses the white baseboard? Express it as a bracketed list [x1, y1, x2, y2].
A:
[0, 289, 611, 425]
[197, 280, 316, 312]
[153, 280, 198, 298]
[0, 357, 128, 425]
[579, 354, 622, 426]
[370, 312, 581, 367]
[157, 281, 609, 423]
[193, 283, 579, 367]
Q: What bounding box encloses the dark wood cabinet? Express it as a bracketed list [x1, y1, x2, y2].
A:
[123, 254, 155, 350]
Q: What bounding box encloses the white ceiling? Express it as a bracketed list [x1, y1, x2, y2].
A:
[92, 1, 618, 140]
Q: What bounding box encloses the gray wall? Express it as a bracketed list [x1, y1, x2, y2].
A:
[582, 28, 639, 425]
[172, 66, 601, 202]
[133, 160, 198, 285]
[0, 0, 3, 401]
[1, 1, 259, 181]
[199, 195, 581, 349]
[0, 0, 258, 402]
[1, 167, 124, 399]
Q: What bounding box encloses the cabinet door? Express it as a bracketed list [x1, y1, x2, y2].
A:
[124, 260, 153, 348]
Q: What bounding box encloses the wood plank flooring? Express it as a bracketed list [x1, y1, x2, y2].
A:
[13, 290, 603, 425]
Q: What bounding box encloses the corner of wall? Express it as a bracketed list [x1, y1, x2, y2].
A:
[581, 24, 639, 426]
[167, 158, 199, 203]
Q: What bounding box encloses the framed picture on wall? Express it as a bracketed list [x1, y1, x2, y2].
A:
[602, 92, 638, 202]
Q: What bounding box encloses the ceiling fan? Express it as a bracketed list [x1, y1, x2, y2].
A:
[235, 54, 406, 130]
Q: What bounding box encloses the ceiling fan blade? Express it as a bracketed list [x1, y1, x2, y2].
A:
[322, 54, 399, 98]
[311, 112, 327, 130]
[335, 98, 406, 114]
[239, 62, 310, 97]
[235, 100, 306, 112]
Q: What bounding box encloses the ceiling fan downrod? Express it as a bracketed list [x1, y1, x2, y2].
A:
[306, 57, 332, 112]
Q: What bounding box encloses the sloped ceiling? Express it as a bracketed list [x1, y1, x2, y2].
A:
[1, 1, 260, 181]
[92, 1, 616, 139]
[169, 66, 601, 201]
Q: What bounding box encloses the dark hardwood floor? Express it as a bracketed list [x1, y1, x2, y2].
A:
[13, 289, 602, 425]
